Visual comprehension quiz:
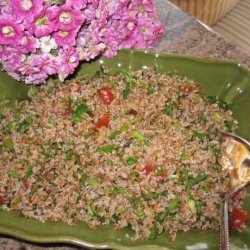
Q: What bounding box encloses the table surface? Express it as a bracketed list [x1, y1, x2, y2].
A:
[1, 1, 250, 249]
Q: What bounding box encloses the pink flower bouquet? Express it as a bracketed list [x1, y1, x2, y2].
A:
[0, 0, 164, 84]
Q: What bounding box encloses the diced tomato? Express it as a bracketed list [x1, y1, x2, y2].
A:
[180, 82, 200, 94]
[97, 86, 114, 105]
[143, 165, 152, 175]
[0, 196, 6, 205]
[143, 165, 167, 177]
[155, 172, 168, 177]
[229, 208, 249, 229]
[94, 114, 110, 130]
[231, 189, 242, 203]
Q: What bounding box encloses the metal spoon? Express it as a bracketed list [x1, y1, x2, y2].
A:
[218, 131, 250, 250]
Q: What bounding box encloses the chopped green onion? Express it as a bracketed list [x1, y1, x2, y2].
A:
[147, 86, 155, 95]
[84, 131, 94, 138]
[4, 138, 14, 151]
[7, 170, 19, 178]
[97, 144, 117, 154]
[165, 104, 174, 117]
[123, 81, 130, 99]
[18, 117, 33, 132]
[132, 131, 145, 142]
[198, 115, 206, 122]
[213, 112, 222, 123]
[65, 149, 80, 164]
[168, 198, 179, 211]
[172, 121, 181, 128]
[187, 173, 208, 189]
[48, 118, 57, 127]
[87, 204, 96, 216]
[156, 212, 167, 224]
[212, 164, 222, 171]
[209, 145, 220, 161]
[193, 131, 207, 141]
[112, 187, 126, 195]
[134, 210, 145, 218]
[89, 178, 98, 186]
[224, 120, 234, 132]
[149, 225, 159, 240]
[6, 122, 14, 134]
[180, 150, 187, 160]
[126, 157, 138, 166]
[109, 130, 120, 140]
[187, 199, 196, 215]
[66, 149, 73, 160]
[151, 192, 159, 199]
[24, 165, 33, 180]
[80, 174, 88, 185]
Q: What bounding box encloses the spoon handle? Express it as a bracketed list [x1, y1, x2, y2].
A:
[220, 198, 230, 250]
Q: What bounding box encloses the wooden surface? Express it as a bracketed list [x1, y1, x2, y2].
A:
[171, 0, 239, 25]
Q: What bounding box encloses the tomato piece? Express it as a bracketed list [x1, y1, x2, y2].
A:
[229, 208, 249, 229]
[0, 196, 6, 205]
[143, 165, 152, 175]
[231, 189, 242, 203]
[180, 82, 200, 94]
[97, 86, 114, 105]
[94, 114, 110, 130]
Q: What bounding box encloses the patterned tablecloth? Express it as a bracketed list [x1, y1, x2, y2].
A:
[1, 1, 249, 250]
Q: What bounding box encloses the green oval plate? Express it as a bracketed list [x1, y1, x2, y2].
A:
[0, 49, 250, 250]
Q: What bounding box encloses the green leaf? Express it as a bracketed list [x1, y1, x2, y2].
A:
[24, 165, 33, 180]
[80, 174, 88, 185]
[4, 138, 14, 151]
[7, 170, 19, 178]
[149, 226, 159, 240]
[0, 145, 3, 154]
[126, 157, 138, 165]
[97, 144, 117, 154]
